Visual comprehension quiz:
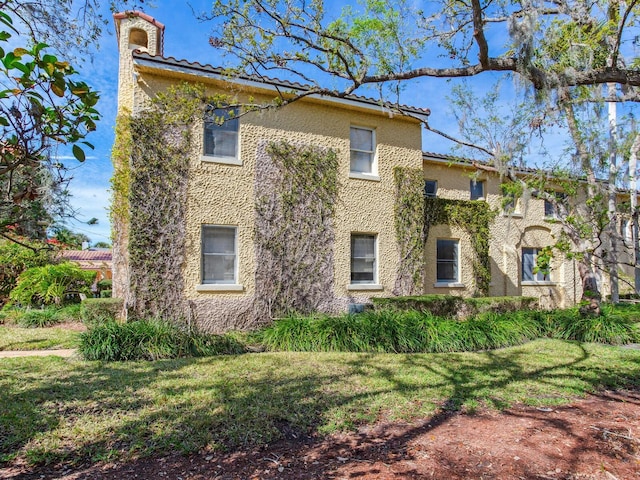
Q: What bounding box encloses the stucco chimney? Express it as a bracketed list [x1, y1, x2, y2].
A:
[113, 11, 164, 56]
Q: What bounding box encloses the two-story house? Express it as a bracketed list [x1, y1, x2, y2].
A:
[113, 11, 587, 331]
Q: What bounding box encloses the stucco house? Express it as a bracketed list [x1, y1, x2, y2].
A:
[113, 11, 608, 331]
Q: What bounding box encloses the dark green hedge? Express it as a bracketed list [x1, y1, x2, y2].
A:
[372, 295, 538, 319]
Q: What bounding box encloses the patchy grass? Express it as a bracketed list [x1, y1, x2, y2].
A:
[0, 338, 639, 466]
[0, 325, 82, 351]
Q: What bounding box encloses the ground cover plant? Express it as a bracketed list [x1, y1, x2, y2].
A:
[257, 310, 544, 353]
[0, 304, 85, 328]
[0, 339, 638, 467]
[78, 319, 246, 361]
[258, 306, 640, 353]
[0, 326, 81, 351]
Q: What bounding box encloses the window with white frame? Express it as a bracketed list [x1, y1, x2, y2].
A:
[470, 180, 485, 200]
[204, 108, 239, 161]
[351, 234, 376, 284]
[436, 239, 459, 283]
[202, 226, 237, 284]
[522, 248, 550, 282]
[350, 126, 375, 174]
[424, 180, 438, 198]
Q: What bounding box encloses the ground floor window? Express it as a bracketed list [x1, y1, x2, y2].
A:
[522, 247, 550, 282]
[436, 239, 459, 282]
[351, 234, 376, 284]
[202, 225, 237, 284]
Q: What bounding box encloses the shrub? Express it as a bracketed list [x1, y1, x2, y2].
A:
[0, 240, 54, 307]
[100, 289, 112, 298]
[372, 295, 538, 319]
[81, 298, 123, 325]
[52, 303, 84, 323]
[79, 319, 247, 361]
[257, 309, 542, 353]
[9, 262, 95, 307]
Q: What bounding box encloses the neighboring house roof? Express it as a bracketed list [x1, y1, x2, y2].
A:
[423, 151, 635, 195]
[60, 250, 112, 263]
[131, 50, 432, 122]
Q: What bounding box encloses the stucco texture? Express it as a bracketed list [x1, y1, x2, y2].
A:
[422, 158, 580, 307]
[124, 63, 423, 329]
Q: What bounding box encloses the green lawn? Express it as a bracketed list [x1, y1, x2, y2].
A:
[0, 325, 82, 351]
[1, 338, 639, 466]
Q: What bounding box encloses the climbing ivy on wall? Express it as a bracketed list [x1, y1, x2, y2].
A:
[425, 197, 497, 296]
[393, 167, 426, 295]
[112, 83, 233, 322]
[254, 141, 339, 319]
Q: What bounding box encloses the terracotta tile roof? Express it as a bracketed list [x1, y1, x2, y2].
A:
[60, 250, 112, 262]
[132, 51, 431, 119]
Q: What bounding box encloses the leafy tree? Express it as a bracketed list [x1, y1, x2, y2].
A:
[0, 4, 100, 242]
[204, 0, 640, 109]
[50, 226, 90, 249]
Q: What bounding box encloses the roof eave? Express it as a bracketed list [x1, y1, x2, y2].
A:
[132, 53, 430, 122]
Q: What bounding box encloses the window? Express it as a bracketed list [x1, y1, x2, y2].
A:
[544, 192, 567, 218]
[424, 180, 438, 197]
[522, 248, 550, 282]
[350, 126, 375, 174]
[503, 192, 516, 214]
[204, 108, 239, 161]
[470, 180, 485, 200]
[544, 199, 556, 218]
[202, 226, 237, 284]
[436, 239, 459, 282]
[351, 234, 376, 284]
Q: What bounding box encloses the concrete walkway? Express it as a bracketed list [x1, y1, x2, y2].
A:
[0, 349, 76, 358]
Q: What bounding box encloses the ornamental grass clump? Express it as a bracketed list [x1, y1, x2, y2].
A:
[16, 308, 61, 328]
[79, 319, 246, 361]
[532, 307, 640, 345]
[258, 309, 542, 353]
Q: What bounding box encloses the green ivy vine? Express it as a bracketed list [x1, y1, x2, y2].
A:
[254, 141, 339, 319]
[425, 197, 497, 296]
[393, 167, 426, 295]
[111, 83, 235, 322]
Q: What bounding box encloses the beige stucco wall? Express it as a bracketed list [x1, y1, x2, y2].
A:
[422, 158, 581, 307]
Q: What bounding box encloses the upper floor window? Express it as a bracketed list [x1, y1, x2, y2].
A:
[202, 225, 237, 284]
[544, 199, 556, 218]
[424, 180, 438, 198]
[544, 192, 567, 219]
[470, 180, 485, 200]
[350, 126, 376, 175]
[204, 108, 239, 164]
[522, 247, 550, 282]
[351, 234, 376, 284]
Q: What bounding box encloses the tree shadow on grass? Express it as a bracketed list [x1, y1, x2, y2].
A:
[1, 339, 640, 479]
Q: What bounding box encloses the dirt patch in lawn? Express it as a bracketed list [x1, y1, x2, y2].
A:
[3, 389, 639, 479]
